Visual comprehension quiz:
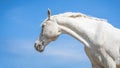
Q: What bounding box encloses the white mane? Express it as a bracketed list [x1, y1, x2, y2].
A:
[54, 12, 107, 22]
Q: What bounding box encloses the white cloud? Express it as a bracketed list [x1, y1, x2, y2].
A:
[6, 39, 88, 61]
[42, 44, 88, 62]
[6, 39, 36, 55]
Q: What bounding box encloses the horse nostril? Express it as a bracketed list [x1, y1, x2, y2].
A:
[38, 44, 40, 48]
[42, 41, 44, 45]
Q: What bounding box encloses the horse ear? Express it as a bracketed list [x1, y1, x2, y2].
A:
[48, 8, 51, 20]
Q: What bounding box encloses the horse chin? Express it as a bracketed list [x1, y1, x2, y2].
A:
[38, 49, 44, 52]
[36, 47, 45, 52]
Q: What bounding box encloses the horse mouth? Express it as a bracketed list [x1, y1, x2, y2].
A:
[37, 49, 44, 52]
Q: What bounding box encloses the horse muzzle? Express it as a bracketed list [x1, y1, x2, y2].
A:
[34, 42, 45, 52]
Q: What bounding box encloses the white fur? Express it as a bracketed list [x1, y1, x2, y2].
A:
[36, 12, 120, 68]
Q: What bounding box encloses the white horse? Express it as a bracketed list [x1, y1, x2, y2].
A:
[34, 9, 120, 68]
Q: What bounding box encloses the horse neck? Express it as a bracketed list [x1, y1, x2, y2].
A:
[55, 16, 99, 47]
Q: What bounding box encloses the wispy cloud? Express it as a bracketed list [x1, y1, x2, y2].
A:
[44, 46, 87, 62]
[1, 25, 90, 68]
[5, 39, 88, 62]
[6, 39, 35, 55]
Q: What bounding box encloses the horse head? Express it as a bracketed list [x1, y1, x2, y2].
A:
[34, 9, 61, 52]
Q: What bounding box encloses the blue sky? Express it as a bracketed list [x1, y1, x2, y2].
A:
[0, 0, 120, 68]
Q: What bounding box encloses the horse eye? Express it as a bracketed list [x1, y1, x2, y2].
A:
[42, 25, 44, 28]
